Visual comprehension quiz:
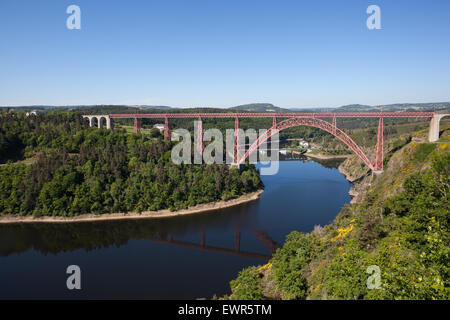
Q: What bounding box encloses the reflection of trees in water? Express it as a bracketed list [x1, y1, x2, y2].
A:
[0, 201, 262, 257]
[311, 157, 346, 169]
[0, 159, 342, 257]
[278, 154, 345, 169]
[0, 221, 159, 256]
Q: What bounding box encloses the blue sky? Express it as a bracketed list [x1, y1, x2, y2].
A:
[1, 0, 449, 108]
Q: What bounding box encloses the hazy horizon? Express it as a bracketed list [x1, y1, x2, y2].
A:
[2, 101, 450, 111]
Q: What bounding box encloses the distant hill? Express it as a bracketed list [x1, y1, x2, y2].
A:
[229, 103, 292, 112]
[2, 102, 449, 113]
[73, 105, 173, 111]
[0, 106, 56, 112]
[333, 102, 450, 113]
[135, 105, 172, 110]
[289, 107, 331, 112]
[0, 105, 173, 114]
[229, 102, 450, 113]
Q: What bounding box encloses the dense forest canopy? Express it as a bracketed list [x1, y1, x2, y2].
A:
[0, 112, 262, 216]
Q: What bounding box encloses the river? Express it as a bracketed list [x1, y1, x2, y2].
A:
[0, 158, 351, 299]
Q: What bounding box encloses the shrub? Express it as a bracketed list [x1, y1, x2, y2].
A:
[229, 266, 266, 300]
[271, 231, 313, 299]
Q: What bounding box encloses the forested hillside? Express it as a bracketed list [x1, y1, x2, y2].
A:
[335, 102, 450, 113]
[226, 132, 449, 300]
[0, 112, 262, 217]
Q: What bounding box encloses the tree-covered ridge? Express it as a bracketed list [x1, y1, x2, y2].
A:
[0, 112, 88, 163]
[0, 113, 262, 217]
[227, 143, 449, 300]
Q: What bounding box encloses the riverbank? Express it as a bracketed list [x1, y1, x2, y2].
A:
[335, 153, 374, 204]
[304, 152, 351, 160]
[0, 189, 264, 224]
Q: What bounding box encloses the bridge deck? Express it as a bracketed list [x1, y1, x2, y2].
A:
[108, 112, 435, 119]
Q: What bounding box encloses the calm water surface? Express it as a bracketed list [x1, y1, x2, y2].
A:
[0, 159, 351, 299]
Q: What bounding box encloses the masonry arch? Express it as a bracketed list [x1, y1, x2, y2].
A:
[99, 116, 107, 129]
[91, 117, 99, 128]
[82, 116, 91, 127]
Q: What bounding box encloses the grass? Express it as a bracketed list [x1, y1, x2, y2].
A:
[308, 149, 321, 155]
[119, 125, 158, 136]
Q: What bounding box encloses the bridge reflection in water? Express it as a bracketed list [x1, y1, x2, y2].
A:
[146, 229, 280, 260]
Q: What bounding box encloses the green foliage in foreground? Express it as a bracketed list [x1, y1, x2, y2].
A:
[228, 146, 449, 300]
[271, 232, 313, 299]
[0, 113, 262, 216]
[229, 267, 266, 300]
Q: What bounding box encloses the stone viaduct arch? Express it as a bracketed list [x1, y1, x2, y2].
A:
[82, 115, 111, 129]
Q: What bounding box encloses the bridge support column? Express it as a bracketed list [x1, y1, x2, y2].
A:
[428, 114, 449, 142]
[164, 117, 170, 141]
[195, 117, 204, 159]
[374, 116, 384, 171]
[267, 117, 277, 145]
[332, 114, 336, 135]
[134, 117, 141, 133]
[234, 117, 240, 164]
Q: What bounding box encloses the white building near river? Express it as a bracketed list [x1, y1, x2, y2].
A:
[299, 140, 309, 148]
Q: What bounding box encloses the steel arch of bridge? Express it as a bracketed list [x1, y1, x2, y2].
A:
[238, 117, 376, 170]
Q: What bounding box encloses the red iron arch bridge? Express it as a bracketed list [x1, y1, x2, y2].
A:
[83, 111, 448, 173]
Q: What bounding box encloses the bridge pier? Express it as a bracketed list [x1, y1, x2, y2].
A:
[374, 116, 384, 171]
[195, 117, 204, 157]
[332, 114, 336, 135]
[134, 117, 141, 133]
[234, 117, 240, 164]
[164, 117, 170, 141]
[429, 114, 449, 142]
